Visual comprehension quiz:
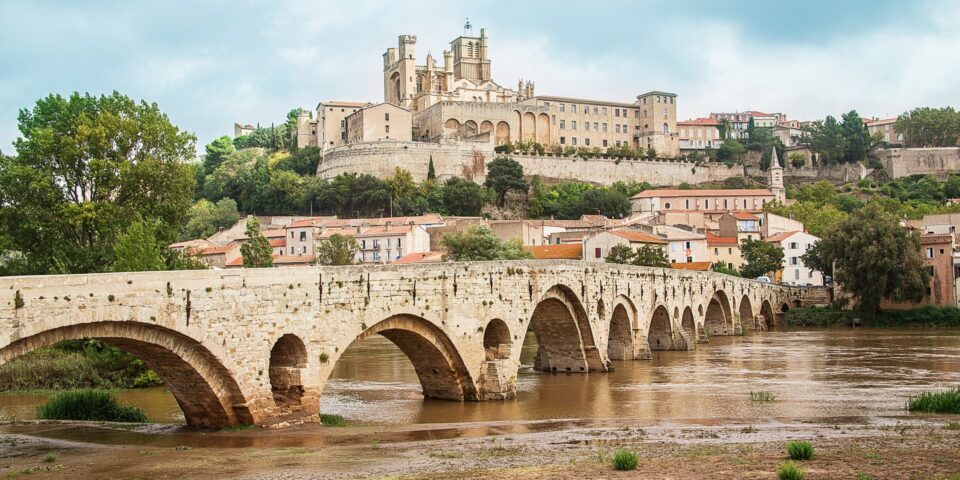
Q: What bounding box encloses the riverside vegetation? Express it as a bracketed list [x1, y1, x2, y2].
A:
[35, 390, 148, 423]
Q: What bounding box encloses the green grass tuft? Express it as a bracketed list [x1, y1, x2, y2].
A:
[43, 452, 57, 463]
[610, 448, 638, 471]
[945, 421, 960, 430]
[777, 460, 806, 480]
[750, 391, 777, 402]
[786, 440, 814, 460]
[907, 387, 960, 413]
[856, 473, 874, 480]
[36, 390, 147, 423]
[319, 413, 347, 427]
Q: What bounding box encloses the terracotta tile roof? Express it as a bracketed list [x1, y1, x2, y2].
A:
[671, 262, 713, 271]
[201, 245, 237, 255]
[865, 117, 897, 126]
[225, 256, 244, 267]
[631, 189, 773, 199]
[268, 238, 285, 248]
[765, 231, 800, 243]
[677, 117, 720, 126]
[610, 230, 668, 245]
[920, 234, 953, 245]
[393, 251, 445, 264]
[273, 255, 315, 265]
[287, 217, 334, 228]
[524, 244, 583, 260]
[262, 229, 287, 238]
[705, 233, 738, 246]
[730, 212, 760, 220]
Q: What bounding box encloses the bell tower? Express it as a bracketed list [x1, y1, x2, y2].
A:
[450, 20, 491, 83]
[769, 146, 785, 203]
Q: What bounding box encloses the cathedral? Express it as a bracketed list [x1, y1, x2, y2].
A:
[297, 22, 679, 158]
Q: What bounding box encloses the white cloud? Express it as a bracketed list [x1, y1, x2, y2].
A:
[136, 57, 214, 92]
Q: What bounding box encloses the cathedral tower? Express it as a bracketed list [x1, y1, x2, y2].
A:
[450, 20, 491, 84]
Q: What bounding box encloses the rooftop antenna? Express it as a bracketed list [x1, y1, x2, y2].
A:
[464, 18, 473, 36]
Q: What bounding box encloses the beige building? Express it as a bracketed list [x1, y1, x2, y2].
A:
[346, 103, 412, 144]
[866, 117, 902, 144]
[303, 100, 371, 152]
[317, 224, 431, 264]
[678, 117, 721, 151]
[758, 212, 804, 238]
[582, 230, 668, 262]
[631, 189, 775, 214]
[234, 123, 255, 137]
[718, 212, 762, 244]
[706, 233, 742, 270]
[645, 225, 708, 265]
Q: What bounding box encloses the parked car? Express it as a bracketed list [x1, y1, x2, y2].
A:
[755, 276, 772, 283]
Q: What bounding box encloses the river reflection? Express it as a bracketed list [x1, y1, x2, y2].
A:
[2, 329, 958, 426]
[321, 328, 960, 425]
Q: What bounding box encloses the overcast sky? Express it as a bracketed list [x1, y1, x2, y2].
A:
[1, 0, 958, 153]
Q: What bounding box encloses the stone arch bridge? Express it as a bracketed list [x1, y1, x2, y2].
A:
[0, 261, 820, 428]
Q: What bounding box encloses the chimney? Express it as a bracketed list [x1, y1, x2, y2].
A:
[385, 220, 391, 231]
[356, 225, 362, 235]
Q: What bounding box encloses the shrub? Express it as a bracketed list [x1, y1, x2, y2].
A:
[36, 390, 148, 423]
[786, 440, 814, 460]
[907, 387, 960, 413]
[319, 413, 347, 427]
[777, 461, 805, 480]
[611, 448, 638, 470]
[750, 391, 777, 402]
[44, 452, 57, 463]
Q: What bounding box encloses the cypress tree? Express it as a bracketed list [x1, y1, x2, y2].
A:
[240, 217, 274, 267]
[427, 155, 436, 180]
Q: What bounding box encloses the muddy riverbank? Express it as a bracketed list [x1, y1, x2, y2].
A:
[1, 416, 959, 479]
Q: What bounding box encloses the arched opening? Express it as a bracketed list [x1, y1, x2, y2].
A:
[390, 72, 401, 103]
[269, 334, 307, 409]
[681, 307, 695, 343]
[522, 112, 536, 141]
[483, 319, 512, 360]
[0, 322, 250, 428]
[480, 120, 494, 136]
[704, 291, 733, 336]
[536, 113, 551, 144]
[332, 314, 478, 401]
[464, 120, 478, 135]
[524, 285, 605, 373]
[739, 295, 755, 332]
[777, 303, 791, 326]
[791, 299, 802, 309]
[495, 121, 511, 145]
[444, 118, 461, 135]
[760, 300, 776, 329]
[597, 299, 606, 322]
[647, 305, 673, 351]
[607, 303, 634, 360]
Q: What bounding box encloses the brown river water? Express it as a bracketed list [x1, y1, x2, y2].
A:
[1, 328, 958, 437]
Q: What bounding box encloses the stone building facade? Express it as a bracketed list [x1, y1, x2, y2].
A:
[345, 103, 411, 144]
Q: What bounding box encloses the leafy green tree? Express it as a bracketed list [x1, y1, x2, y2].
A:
[240, 217, 273, 267]
[203, 135, 235, 175]
[427, 156, 437, 180]
[803, 116, 848, 165]
[0, 91, 196, 275]
[799, 242, 831, 279]
[717, 139, 746, 163]
[895, 107, 960, 148]
[441, 225, 532, 261]
[717, 118, 732, 140]
[284, 108, 306, 150]
[788, 152, 806, 168]
[273, 146, 321, 175]
[181, 198, 241, 240]
[740, 238, 785, 279]
[605, 244, 635, 264]
[484, 156, 527, 207]
[840, 110, 872, 163]
[946, 175, 960, 199]
[579, 188, 630, 218]
[441, 177, 489, 216]
[633, 244, 670, 267]
[817, 203, 930, 313]
[386, 168, 426, 215]
[112, 219, 166, 272]
[316, 234, 359, 266]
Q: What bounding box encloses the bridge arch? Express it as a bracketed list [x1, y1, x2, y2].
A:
[680, 306, 695, 343]
[607, 296, 636, 360]
[704, 290, 733, 336]
[739, 295, 755, 331]
[344, 314, 479, 400]
[483, 318, 512, 360]
[525, 284, 605, 372]
[760, 300, 776, 329]
[0, 321, 250, 428]
[269, 334, 308, 409]
[647, 305, 674, 351]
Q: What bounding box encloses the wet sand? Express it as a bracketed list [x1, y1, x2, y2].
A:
[2, 416, 959, 479]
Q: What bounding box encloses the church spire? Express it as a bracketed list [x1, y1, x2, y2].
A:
[769, 146, 785, 203]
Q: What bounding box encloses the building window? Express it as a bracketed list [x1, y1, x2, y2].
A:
[572, 121, 577, 130]
[664, 202, 671, 209]
[602, 107, 607, 115]
[789, 242, 798, 249]
[685, 199, 689, 209]
[728, 248, 733, 254]
[552, 115, 556, 123]
[289, 247, 294, 254]
[572, 137, 578, 145]
[615, 109, 620, 117]
[560, 120, 565, 129]
[385, 125, 390, 133]
[299, 231, 306, 241]
[595, 247, 602, 258]
[385, 113, 390, 121]
[584, 122, 590, 131]
[940, 248, 946, 255]
[361, 240, 366, 249]
[790, 257, 798, 265]
[302, 246, 307, 254]
[572, 105, 577, 113]
[927, 248, 934, 258]
[585, 138, 591, 146]
[593, 122, 598, 131]
[684, 241, 691, 249]
[602, 139, 608, 147]
[616, 124, 621, 134]
[602, 123, 607, 132]
[714, 248, 719, 255]
[397, 238, 401, 248]
[560, 136, 565, 144]
[634, 110, 639, 118]
[560, 104, 565, 112]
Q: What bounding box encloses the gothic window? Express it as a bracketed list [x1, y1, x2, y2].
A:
[467, 42, 474, 57]
[663, 123, 669, 134]
[416, 75, 423, 93]
[434, 75, 443, 91]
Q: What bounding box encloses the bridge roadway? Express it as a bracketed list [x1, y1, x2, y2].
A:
[0, 260, 821, 428]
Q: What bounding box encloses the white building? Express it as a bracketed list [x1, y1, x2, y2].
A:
[765, 231, 822, 286]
